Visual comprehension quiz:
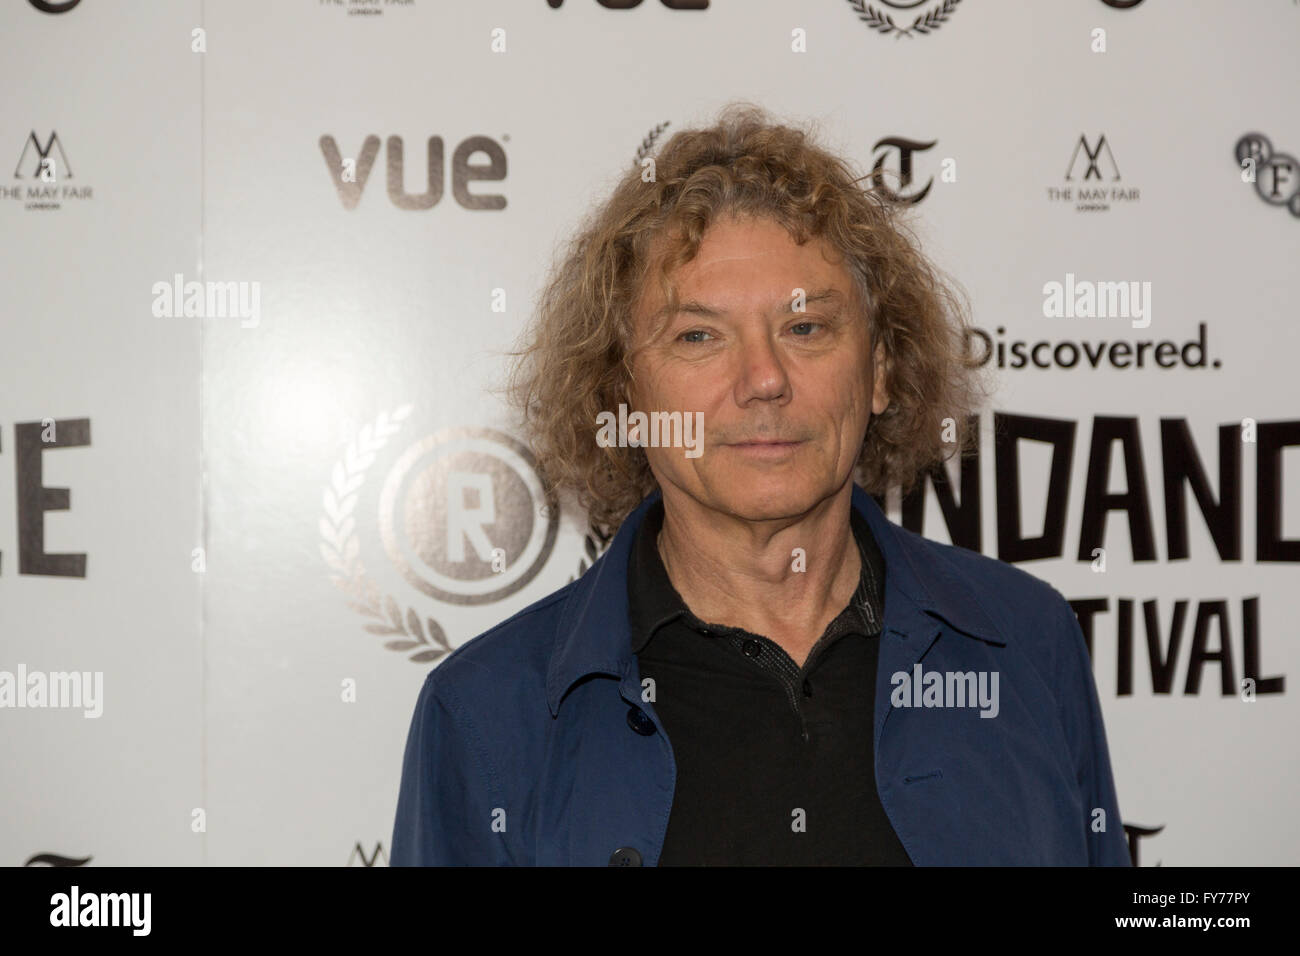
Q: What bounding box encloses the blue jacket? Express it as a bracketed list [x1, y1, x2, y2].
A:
[391, 484, 1130, 866]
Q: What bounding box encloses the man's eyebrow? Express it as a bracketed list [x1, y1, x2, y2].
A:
[658, 287, 845, 320]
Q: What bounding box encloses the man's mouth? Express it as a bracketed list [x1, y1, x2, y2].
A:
[726, 439, 804, 457]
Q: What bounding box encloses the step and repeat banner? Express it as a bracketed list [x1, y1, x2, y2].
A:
[2, 0, 1296, 867]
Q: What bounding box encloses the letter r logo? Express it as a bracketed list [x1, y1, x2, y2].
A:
[447, 472, 496, 562]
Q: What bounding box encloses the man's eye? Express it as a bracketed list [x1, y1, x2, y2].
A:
[790, 322, 822, 335]
[680, 329, 712, 343]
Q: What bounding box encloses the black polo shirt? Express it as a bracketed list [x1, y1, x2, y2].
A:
[628, 498, 913, 866]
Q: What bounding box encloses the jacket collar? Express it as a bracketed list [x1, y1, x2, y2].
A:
[546, 483, 1003, 717]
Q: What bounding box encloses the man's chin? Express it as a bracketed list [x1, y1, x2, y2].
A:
[701, 470, 831, 520]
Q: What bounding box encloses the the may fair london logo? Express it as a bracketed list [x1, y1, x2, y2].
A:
[6, 131, 95, 213]
[1046, 133, 1140, 213]
[319, 409, 558, 663]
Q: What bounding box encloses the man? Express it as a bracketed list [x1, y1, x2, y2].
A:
[391, 103, 1129, 866]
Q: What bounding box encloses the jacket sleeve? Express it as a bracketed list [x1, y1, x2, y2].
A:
[1052, 593, 1131, 866]
[390, 671, 512, 866]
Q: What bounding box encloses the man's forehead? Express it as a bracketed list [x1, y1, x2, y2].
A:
[633, 221, 861, 328]
[652, 286, 848, 321]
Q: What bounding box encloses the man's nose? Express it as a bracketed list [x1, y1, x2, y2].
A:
[734, 332, 791, 402]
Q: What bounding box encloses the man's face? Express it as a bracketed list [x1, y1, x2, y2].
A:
[628, 212, 889, 520]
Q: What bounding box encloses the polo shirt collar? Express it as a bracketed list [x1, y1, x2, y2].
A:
[625, 496, 884, 654]
[546, 484, 1003, 717]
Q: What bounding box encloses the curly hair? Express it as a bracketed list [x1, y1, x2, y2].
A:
[502, 102, 993, 538]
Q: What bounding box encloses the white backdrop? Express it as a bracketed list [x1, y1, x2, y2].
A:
[1, 0, 1296, 867]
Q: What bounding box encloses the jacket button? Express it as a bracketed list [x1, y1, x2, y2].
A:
[609, 847, 643, 866]
[626, 705, 657, 736]
[742, 639, 762, 658]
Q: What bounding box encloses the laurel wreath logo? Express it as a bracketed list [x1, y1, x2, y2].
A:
[319, 405, 455, 664]
[847, 0, 962, 38]
[635, 121, 671, 167]
[569, 520, 614, 583]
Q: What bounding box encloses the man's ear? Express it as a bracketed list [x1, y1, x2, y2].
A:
[871, 341, 890, 416]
